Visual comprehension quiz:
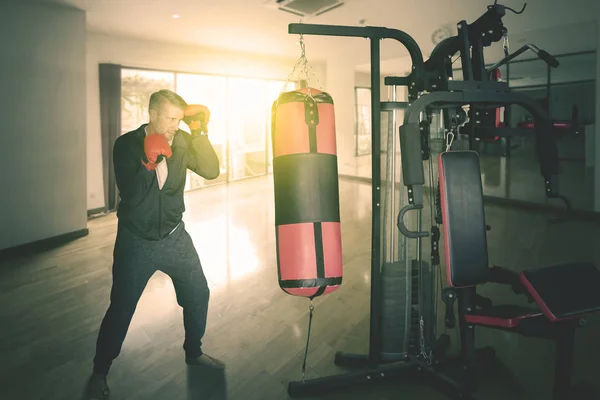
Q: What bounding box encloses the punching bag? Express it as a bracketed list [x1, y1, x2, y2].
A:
[271, 87, 343, 298]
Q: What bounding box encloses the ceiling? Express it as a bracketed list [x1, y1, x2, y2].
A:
[31, 0, 599, 73]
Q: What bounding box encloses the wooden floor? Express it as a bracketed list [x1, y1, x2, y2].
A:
[1, 177, 600, 400]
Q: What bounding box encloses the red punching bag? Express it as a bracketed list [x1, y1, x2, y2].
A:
[271, 87, 343, 298]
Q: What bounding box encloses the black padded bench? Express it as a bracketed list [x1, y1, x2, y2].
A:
[438, 150, 600, 400]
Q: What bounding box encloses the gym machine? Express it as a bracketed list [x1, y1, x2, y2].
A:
[284, 1, 598, 399]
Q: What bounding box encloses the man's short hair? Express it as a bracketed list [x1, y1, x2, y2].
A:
[149, 89, 187, 112]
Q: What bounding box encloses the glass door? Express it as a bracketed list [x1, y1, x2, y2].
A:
[265, 80, 295, 174]
[227, 77, 268, 181]
[176, 73, 228, 188]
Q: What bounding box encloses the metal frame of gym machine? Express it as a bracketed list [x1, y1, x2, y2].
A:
[285, 2, 565, 399]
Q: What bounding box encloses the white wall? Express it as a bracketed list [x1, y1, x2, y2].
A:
[356, 71, 370, 87]
[331, 68, 381, 178]
[86, 33, 328, 210]
[0, 2, 87, 250]
[325, 54, 361, 177]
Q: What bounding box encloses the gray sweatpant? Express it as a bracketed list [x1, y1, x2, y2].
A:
[93, 221, 210, 374]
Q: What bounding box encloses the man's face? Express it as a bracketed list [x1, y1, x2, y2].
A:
[149, 101, 184, 142]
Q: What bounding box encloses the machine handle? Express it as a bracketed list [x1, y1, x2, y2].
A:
[537, 49, 559, 68]
[384, 76, 410, 87]
[397, 204, 430, 238]
[486, 43, 559, 72]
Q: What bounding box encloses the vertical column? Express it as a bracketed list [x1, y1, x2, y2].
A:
[595, 16, 600, 211]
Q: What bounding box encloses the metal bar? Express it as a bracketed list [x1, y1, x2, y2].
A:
[486, 44, 559, 72]
[446, 80, 508, 91]
[288, 23, 424, 75]
[451, 50, 595, 74]
[457, 21, 473, 81]
[510, 79, 596, 90]
[486, 44, 532, 71]
[486, 49, 596, 69]
[546, 64, 552, 119]
[289, 23, 374, 38]
[391, 87, 397, 262]
[461, 287, 477, 395]
[452, 49, 592, 76]
[384, 76, 410, 86]
[471, 35, 486, 81]
[381, 101, 410, 111]
[369, 36, 382, 366]
[401, 90, 560, 197]
[505, 61, 511, 126]
[403, 90, 550, 124]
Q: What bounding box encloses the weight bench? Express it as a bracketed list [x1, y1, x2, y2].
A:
[437, 150, 600, 400]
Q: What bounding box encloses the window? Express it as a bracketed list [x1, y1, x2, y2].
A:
[176, 73, 228, 188]
[121, 69, 175, 134]
[120, 67, 292, 190]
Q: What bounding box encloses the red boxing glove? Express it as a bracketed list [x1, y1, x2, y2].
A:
[142, 134, 172, 171]
[183, 104, 211, 134]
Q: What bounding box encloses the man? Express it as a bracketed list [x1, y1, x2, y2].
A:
[87, 89, 224, 399]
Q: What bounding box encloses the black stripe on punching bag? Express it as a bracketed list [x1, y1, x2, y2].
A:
[312, 286, 327, 298]
[273, 154, 340, 226]
[280, 277, 342, 288]
[313, 222, 325, 278]
[312, 222, 326, 297]
[275, 227, 282, 282]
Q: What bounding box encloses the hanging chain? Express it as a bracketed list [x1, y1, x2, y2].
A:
[282, 34, 311, 94]
[503, 31, 510, 56]
[301, 299, 315, 382]
[280, 29, 323, 98]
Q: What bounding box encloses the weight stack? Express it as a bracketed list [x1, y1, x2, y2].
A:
[380, 260, 411, 361]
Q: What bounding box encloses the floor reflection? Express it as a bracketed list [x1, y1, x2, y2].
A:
[179, 176, 374, 296]
[187, 367, 227, 400]
[181, 183, 271, 292]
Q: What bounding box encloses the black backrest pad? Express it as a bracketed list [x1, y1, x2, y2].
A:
[438, 151, 490, 287]
[521, 263, 600, 320]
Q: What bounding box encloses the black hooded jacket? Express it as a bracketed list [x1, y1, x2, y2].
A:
[113, 124, 220, 240]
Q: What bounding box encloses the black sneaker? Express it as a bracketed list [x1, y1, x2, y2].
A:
[185, 354, 226, 369]
[86, 373, 110, 399]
